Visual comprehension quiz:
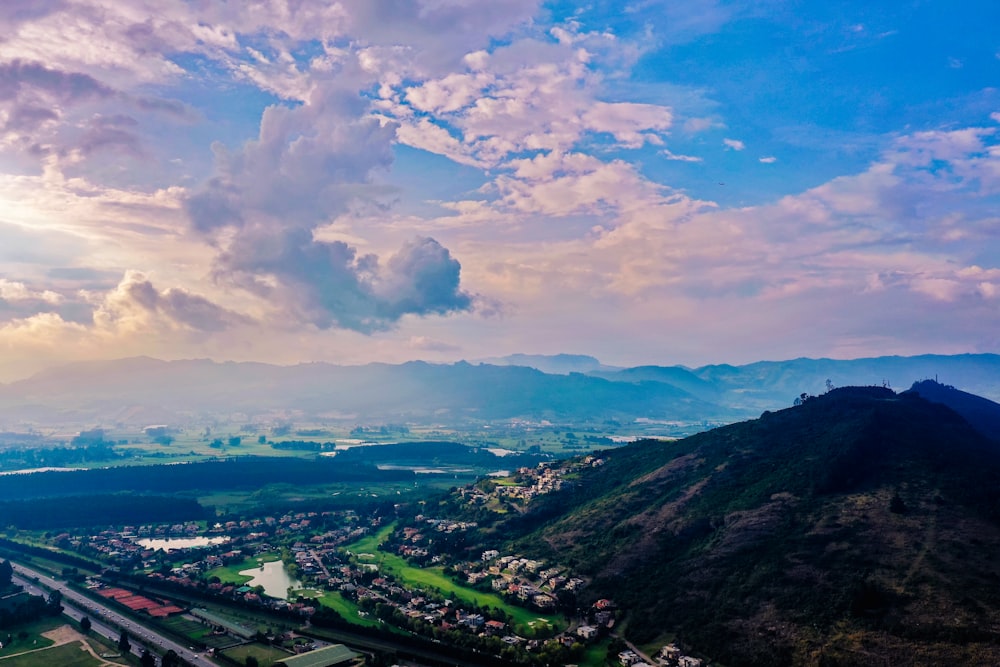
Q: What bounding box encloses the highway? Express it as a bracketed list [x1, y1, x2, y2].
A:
[11, 562, 215, 666]
[13, 562, 498, 667]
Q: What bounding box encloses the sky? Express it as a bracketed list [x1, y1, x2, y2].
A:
[0, 0, 999, 379]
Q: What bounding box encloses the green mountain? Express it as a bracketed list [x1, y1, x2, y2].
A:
[508, 387, 1000, 666]
[904, 379, 1000, 441]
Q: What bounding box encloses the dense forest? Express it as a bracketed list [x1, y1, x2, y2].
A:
[0, 457, 413, 501]
[0, 494, 206, 529]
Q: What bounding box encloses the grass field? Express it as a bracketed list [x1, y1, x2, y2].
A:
[160, 616, 213, 642]
[343, 525, 563, 631]
[315, 592, 381, 629]
[0, 641, 103, 667]
[204, 553, 281, 586]
[0, 618, 61, 658]
[221, 643, 292, 667]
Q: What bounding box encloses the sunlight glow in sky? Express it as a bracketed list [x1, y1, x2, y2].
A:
[0, 0, 998, 378]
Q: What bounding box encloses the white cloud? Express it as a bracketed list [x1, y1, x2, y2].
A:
[723, 138, 745, 150]
[662, 149, 703, 163]
[0, 279, 61, 304]
[759, 156, 777, 164]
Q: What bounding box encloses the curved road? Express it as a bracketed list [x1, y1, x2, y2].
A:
[11, 562, 213, 666]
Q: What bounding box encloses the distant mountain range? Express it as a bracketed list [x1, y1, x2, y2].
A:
[498, 383, 1000, 665]
[0, 353, 998, 430]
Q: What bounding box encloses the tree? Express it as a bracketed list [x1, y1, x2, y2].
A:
[46, 590, 63, 616]
[140, 649, 156, 667]
[117, 630, 131, 654]
[245, 657, 259, 667]
[80, 616, 91, 634]
[161, 650, 181, 667]
[0, 560, 12, 588]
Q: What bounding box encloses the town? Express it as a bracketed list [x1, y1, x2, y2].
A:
[30, 456, 707, 667]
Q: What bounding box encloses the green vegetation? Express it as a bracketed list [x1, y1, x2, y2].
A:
[578, 638, 612, 667]
[0, 494, 204, 530]
[495, 387, 1000, 665]
[315, 592, 381, 628]
[0, 618, 61, 658]
[221, 644, 291, 667]
[205, 553, 281, 586]
[0, 641, 102, 667]
[344, 525, 562, 631]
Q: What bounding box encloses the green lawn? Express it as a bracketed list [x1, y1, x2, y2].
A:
[343, 525, 562, 631]
[0, 641, 102, 667]
[0, 618, 62, 659]
[204, 553, 281, 585]
[578, 638, 612, 667]
[221, 643, 291, 667]
[290, 589, 321, 598]
[315, 592, 381, 629]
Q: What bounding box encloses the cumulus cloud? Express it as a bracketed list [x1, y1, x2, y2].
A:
[0, 278, 61, 304]
[216, 228, 471, 332]
[97, 271, 249, 332]
[723, 137, 745, 150]
[185, 76, 473, 332]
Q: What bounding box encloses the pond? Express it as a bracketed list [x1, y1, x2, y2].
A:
[238, 560, 302, 600]
[138, 536, 230, 550]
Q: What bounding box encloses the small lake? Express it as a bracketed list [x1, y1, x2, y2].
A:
[376, 464, 474, 474]
[238, 560, 302, 600]
[138, 536, 230, 550]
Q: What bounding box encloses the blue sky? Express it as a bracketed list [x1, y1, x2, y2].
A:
[0, 0, 998, 379]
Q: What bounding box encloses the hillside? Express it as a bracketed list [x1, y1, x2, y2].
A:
[904, 379, 1000, 441]
[509, 387, 1000, 666]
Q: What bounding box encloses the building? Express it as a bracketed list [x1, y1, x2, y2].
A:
[274, 644, 363, 667]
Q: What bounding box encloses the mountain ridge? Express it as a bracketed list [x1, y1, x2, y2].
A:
[494, 386, 1000, 665]
[2, 353, 998, 429]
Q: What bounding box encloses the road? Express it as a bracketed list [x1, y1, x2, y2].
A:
[11, 562, 215, 666]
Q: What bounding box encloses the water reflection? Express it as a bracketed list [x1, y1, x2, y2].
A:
[138, 536, 229, 550]
[238, 560, 302, 599]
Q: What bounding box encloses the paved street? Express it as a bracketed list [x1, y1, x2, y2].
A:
[11, 562, 215, 665]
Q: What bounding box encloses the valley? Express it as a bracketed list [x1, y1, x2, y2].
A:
[0, 373, 999, 666]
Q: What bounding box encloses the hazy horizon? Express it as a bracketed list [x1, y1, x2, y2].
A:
[1, 1, 998, 377]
